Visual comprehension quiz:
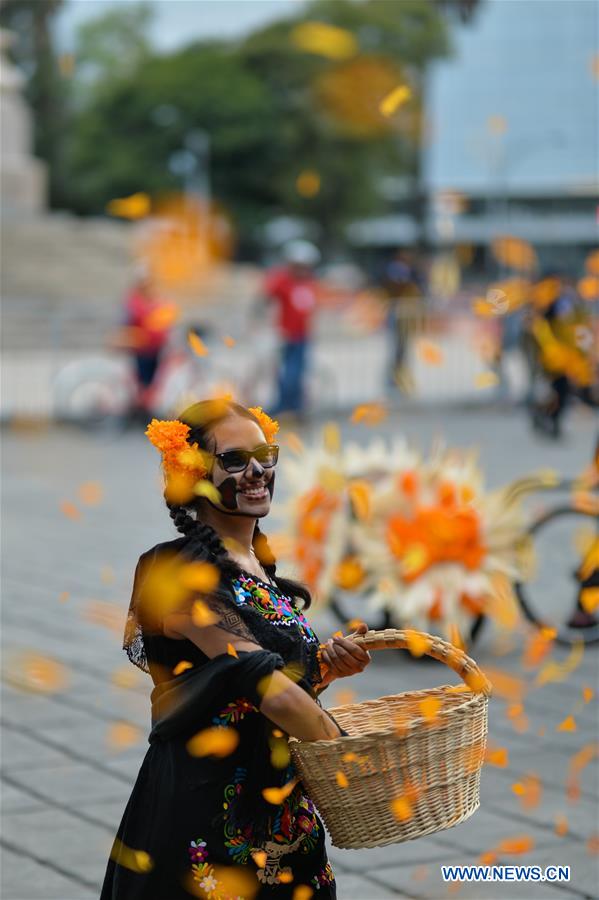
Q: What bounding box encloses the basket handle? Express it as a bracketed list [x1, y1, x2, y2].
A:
[348, 628, 492, 696]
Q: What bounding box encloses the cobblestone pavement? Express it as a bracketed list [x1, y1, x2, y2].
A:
[2, 405, 598, 900]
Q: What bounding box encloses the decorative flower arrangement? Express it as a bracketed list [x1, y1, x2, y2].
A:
[283, 431, 531, 639]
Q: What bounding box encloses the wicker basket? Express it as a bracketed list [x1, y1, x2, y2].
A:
[289, 628, 492, 850]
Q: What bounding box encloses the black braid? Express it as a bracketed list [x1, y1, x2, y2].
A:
[168, 504, 197, 537]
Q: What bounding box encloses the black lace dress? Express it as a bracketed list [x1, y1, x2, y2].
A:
[101, 539, 338, 900]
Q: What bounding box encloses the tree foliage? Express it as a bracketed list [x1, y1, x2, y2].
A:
[4, 0, 476, 252]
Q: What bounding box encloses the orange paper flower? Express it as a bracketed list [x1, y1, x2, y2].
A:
[248, 406, 279, 444]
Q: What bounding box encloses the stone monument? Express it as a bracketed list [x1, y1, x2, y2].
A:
[0, 28, 47, 212]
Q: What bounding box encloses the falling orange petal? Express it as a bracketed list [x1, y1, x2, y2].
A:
[511, 774, 541, 810]
[404, 630, 431, 658]
[557, 716, 577, 732]
[335, 771, 349, 788]
[285, 432, 304, 455]
[581, 587, 599, 614]
[582, 686, 594, 704]
[223, 335, 236, 348]
[227, 643, 238, 658]
[411, 865, 429, 882]
[78, 481, 103, 505]
[485, 747, 509, 767]
[173, 660, 193, 676]
[252, 851, 268, 868]
[587, 833, 599, 855]
[60, 500, 81, 520]
[186, 726, 239, 758]
[416, 339, 444, 366]
[191, 599, 219, 627]
[59, 591, 69, 603]
[334, 688, 356, 705]
[379, 83, 411, 117]
[179, 561, 220, 593]
[9, 653, 70, 694]
[111, 666, 142, 689]
[278, 869, 294, 884]
[188, 331, 209, 356]
[521, 630, 555, 668]
[292, 887, 314, 900]
[350, 402, 387, 426]
[107, 721, 142, 749]
[83, 600, 123, 635]
[419, 696, 441, 722]
[535, 639, 584, 686]
[192, 480, 222, 504]
[555, 815, 568, 837]
[483, 666, 526, 702]
[496, 836, 535, 855]
[391, 796, 413, 821]
[474, 371, 499, 390]
[262, 779, 297, 805]
[110, 838, 154, 874]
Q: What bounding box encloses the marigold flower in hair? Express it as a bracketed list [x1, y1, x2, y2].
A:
[145, 418, 208, 477]
[248, 407, 279, 444]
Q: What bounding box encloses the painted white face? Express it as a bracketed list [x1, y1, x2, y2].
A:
[206, 416, 276, 518]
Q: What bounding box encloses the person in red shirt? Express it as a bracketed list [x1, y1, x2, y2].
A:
[264, 240, 321, 415]
[123, 272, 175, 414]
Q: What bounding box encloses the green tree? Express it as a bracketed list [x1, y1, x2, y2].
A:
[240, 0, 451, 250]
[73, 2, 153, 101]
[67, 40, 278, 231]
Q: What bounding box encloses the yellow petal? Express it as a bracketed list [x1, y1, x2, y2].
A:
[379, 84, 411, 117]
[188, 331, 209, 356]
[186, 726, 239, 757]
[179, 561, 220, 593]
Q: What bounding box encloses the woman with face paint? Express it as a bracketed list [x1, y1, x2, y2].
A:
[102, 399, 371, 900]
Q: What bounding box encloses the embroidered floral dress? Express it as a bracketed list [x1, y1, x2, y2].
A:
[101, 540, 338, 900]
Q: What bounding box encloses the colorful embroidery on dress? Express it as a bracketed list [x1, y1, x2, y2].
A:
[188, 841, 246, 900]
[220, 765, 321, 884]
[232, 574, 318, 645]
[311, 861, 336, 890]
[212, 697, 259, 727]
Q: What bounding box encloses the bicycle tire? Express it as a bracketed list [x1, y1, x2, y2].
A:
[514, 504, 599, 646]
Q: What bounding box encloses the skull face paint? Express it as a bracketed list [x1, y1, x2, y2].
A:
[202, 417, 276, 519]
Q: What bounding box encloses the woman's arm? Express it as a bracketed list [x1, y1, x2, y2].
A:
[163, 601, 343, 742]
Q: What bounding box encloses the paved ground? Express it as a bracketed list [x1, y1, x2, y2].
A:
[1, 404, 598, 900]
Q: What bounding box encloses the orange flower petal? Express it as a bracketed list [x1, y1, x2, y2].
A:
[557, 715, 577, 732]
[186, 726, 239, 758]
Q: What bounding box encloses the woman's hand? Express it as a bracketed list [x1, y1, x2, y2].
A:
[318, 622, 371, 686]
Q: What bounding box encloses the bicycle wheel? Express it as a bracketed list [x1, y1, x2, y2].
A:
[515, 505, 599, 646]
[53, 358, 133, 429]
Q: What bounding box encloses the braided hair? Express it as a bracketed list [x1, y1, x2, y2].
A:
[167, 399, 312, 609]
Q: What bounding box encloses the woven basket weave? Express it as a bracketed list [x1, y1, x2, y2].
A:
[289, 628, 491, 850]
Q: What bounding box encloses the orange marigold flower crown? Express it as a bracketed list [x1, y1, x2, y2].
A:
[145, 405, 279, 476]
[247, 406, 279, 444]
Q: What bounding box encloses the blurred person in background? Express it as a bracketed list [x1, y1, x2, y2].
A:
[264, 240, 321, 419]
[122, 266, 175, 420]
[378, 248, 425, 390]
[528, 274, 598, 439]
